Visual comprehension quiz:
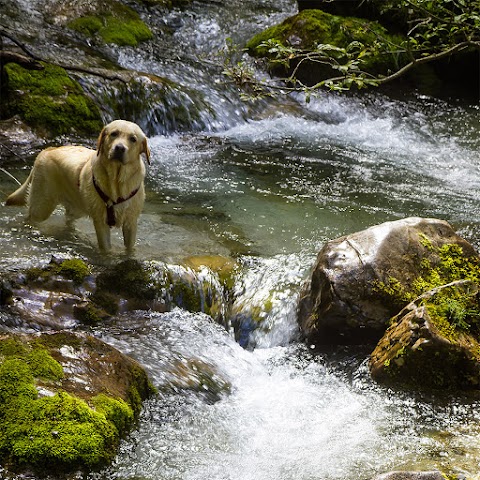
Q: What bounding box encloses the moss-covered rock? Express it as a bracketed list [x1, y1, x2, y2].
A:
[370, 281, 480, 390]
[68, 2, 153, 47]
[247, 9, 406, 86]
[0, 332, 155, 474]
[161, 262, 230, 324]
[297, 217, 479, 346]
[6, 257, 235, 329]
[369, 235, 480, 390]
[96, 259, 154, 299]
[300, 0, 410, 32]
[25, 257, 91, 292]
[2, 63, 103, 137]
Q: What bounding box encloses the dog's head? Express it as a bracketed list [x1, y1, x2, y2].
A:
[97, 120, 150, 165]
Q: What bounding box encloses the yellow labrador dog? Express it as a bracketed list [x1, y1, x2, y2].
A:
[6, 120, 150, 252]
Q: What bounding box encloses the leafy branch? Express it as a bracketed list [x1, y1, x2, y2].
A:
[221, 0, 480, 99]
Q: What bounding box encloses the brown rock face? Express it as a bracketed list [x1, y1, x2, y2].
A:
[297, 217, 477, 345]
[369, 281, 480, 390]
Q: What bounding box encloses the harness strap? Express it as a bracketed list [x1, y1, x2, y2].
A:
[92, 174, 140, 227]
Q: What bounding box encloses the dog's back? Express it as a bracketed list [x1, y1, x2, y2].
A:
[6, 146, 93, 222]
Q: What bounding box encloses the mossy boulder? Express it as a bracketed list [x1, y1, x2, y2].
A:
[68, 2, 153, 47]
[299, 0, 410, 32]
[370, 281, 480, 390]
[297, 217, 479, 346]
[2, 63, 103, 137]
[247, 9, 406, 86]
[0, 332, 155, 474]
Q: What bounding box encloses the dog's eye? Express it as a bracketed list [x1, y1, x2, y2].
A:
[110, 131, 119, 138]
[130, 136, 137, 143]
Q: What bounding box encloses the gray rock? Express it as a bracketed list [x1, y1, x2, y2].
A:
[297, 217, 477, 345]
[372, 471, 447, 480]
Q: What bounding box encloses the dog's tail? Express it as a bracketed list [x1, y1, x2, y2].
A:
[5, 170, 33, 206]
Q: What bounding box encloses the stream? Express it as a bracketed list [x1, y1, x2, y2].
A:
[1, 0, 480, 478]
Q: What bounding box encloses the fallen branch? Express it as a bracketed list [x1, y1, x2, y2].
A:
[0, 51, 43, 70]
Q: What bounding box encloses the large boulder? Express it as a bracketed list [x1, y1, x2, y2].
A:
[297, 217, 479, 345]
[0, 331, 155, 474]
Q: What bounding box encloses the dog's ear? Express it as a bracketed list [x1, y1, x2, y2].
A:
[142, 137, 151, 165]
[96, 126, 107, 156]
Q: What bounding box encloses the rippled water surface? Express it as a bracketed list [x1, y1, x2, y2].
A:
[1, 0, 480, 478]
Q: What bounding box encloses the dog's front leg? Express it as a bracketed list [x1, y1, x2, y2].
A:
[93, 218, 112, 252]
[122, 221, 138, 252]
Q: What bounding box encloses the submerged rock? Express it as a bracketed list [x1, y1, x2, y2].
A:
[372, 472, 449, 480]
[297, 217, 478, 345]
[0, 331, 155, 474]
[165, 358, 231, 404]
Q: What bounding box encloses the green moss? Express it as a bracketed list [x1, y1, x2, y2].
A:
[92, 394, 134, 436]
[170, 278, 202, 312]
[247, 9, 406, 76]
[125, 364, 157, 417]
[25, 347, 64, 381]
[68, 3, 153, 47]
[375, 236, 480, 338]
[96, 259, 156, 301]
[25, 258, 90, 286]
[89, 290, 119, 316]
[1, 390, 117, 469]
[0, 337, 29, 357]
[57, 259, 90, 285]
[3, 63, 103, 137]
[0, 336, 139, 472]
[73, 301, 110, 325]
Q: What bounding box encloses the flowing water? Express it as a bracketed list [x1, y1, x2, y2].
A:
[1, 0, 480, 478]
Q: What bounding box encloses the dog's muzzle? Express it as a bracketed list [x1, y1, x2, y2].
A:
[110, 143, 126, 161]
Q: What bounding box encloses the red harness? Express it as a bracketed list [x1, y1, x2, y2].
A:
[92, 174, 140, 227]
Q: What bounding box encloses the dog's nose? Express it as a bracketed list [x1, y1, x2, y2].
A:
[114, 144, 126, 155]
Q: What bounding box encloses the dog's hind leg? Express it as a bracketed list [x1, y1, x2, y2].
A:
[26, 174, 58, 223]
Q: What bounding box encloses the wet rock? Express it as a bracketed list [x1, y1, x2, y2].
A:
[297, 217, 478, 345]
[0, 116, 46, 160]
[372, 472, 449, 480]
[370, 280, 480, 390]
[0, 277, 13, 306]
[165, 358, 231, 404]
[0, 331, 155, 474]
[2, 257, 233, 329]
